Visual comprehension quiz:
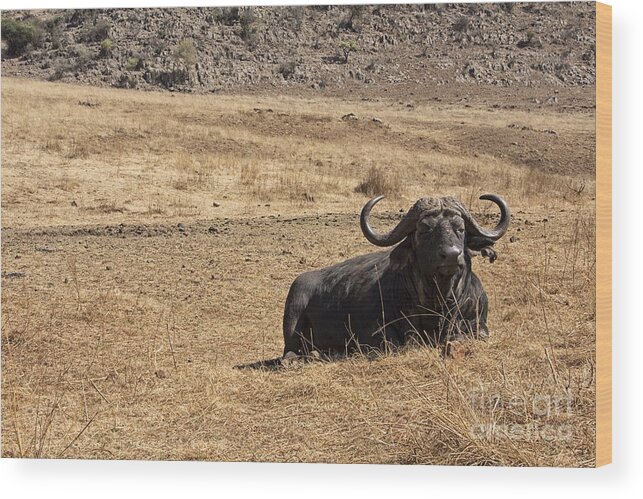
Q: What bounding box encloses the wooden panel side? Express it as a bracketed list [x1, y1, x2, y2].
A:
[595, 1, 612, 467]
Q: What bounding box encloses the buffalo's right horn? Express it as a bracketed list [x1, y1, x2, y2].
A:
[462, 194, 510, 241]
[360, 196, 420, 247]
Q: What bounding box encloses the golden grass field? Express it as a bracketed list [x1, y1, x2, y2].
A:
[2, 77, 596, 465]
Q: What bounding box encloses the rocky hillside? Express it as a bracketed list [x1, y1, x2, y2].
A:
[1, 3, 596, 94]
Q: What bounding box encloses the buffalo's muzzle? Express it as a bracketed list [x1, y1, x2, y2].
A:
[438, 246, 464, 276]
[439, 246, 462, 266]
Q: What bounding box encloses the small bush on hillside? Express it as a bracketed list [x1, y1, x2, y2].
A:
[48, 64, 67, 81]
[83, 18, 110, 42]
[286, 6, 305, 31]
[99, 38, 114, 58]
[73, 45, 93, 70]
[125, 56, 143, 71]
[66, 10, 98, 28]
[217, 7, 241, 26]
[149, 37, 167, 56]
[453, 15, 470, 33]
[338, 5, 364, 32]
[145, 68, 189, 89]
[239, 9, 258, 43]
[43, 15, 65, 49]
[1, 18, 39, 57]
[500, 3, 515, 13]
[115, 73, 138, 89]
[339, 39, 358, 64]
[173, 39, 197, 67]
[278, 60, 297, 79]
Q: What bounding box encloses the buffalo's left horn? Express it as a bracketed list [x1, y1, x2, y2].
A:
[461, 194, 511, 242]
[360, 196, 420, 247]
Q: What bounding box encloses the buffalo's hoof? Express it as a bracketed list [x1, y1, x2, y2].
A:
[442, 341, 465, 360]
[306, 351, 322, 362]
[281, 351, 299, 367]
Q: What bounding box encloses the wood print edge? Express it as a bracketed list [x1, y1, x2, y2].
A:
[595, 1, 612, 467]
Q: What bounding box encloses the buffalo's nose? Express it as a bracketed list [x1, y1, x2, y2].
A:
[439, 246, 462, 265]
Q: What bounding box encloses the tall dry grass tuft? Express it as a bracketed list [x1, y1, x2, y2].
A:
[354, 166, 402, 198]
[239, 163, 260, 186]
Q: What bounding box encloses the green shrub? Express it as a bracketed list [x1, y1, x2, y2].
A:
[1, 18, 39, 57]
[526, 30, 535, 43]
[339, 39, 358, 63]
[125, 56, 141, 71]
[99, 38, 114, 57]
[172, 39, 197, 67]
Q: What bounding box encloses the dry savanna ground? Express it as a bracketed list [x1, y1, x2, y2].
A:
[2, 77, 596, 466]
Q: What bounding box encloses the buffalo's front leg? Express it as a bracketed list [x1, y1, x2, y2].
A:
[282, 275, 314, 357]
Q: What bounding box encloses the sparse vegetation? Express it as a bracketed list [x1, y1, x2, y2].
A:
[517, 29, 543, 49]
[1, 3, 597, 91]
[527, 30, 536, 44]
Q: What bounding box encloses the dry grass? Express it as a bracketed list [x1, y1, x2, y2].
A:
[1, 78, 596, 465]
[355, 166, 402, 198]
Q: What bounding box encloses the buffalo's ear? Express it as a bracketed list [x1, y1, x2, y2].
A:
[480, 247, 498, 263]
[465, 235, 496, 252]
[466, 241, 498, 263]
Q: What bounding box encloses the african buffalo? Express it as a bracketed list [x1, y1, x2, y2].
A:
[282, 194, 510, 359]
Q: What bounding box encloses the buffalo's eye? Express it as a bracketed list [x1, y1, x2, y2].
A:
[420, 218, 437, 231]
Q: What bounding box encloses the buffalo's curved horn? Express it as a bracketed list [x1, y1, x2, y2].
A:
[461, 194, 510, 243]
[360, 196, 419, 247]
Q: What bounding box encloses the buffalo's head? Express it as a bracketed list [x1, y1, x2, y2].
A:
[360, 194, 510, 277]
